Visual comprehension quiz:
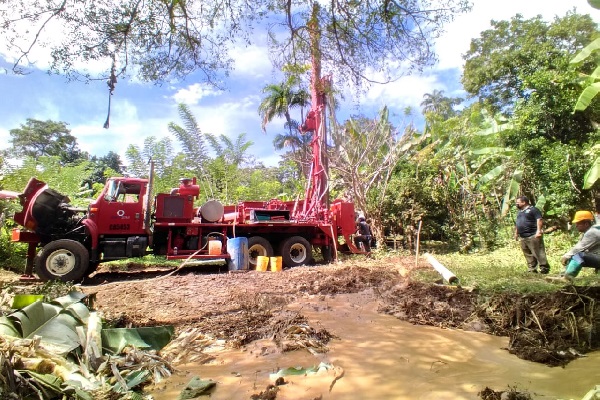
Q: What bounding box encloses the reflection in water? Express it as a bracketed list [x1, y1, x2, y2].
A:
[149, 291, 600, 399]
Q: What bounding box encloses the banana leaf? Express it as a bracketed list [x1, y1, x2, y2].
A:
[535, 194, 546, 212]
[471, 147, 513, 155]
[113, 370, 152, 392]
[51, 291, 88, 308]
[178, 376, 216, 400]
[583, 156, 600, 189]
[11, 294, 44, 309]
[25, 370, 63, 393]
[102, 326, 174, 354]
[501, 170, 522, 217]
[571, 38, 600, 64]
[0, 316, 20, 337]
[478, 165, 505, 185]
[269, 362, 334, 379]
[574, 82, 600, 111]
[2, 292, 90, 355]
[10, 302, 84, 355]
[475, 121, 514, 136]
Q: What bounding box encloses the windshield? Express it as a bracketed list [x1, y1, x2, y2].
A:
[104, 180, 120, 202]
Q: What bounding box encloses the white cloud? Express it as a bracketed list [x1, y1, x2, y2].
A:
[186, 95, 261, 136]
[435, 0, 593, 71]
[230, 43, 273, 79]
[363, 75, 441, 111]
[172, 83, 223, 105]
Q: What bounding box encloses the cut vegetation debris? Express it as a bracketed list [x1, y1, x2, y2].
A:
[0, 289, 174, 399]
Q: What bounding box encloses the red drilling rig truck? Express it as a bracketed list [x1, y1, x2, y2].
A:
[5, 75, 367, 282]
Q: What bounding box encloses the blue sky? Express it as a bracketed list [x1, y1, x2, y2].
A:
[0, 1, 595, 168]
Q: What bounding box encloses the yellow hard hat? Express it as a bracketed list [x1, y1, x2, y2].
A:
[572, 210, 595, 223]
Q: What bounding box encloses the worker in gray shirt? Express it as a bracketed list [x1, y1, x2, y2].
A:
[548, 211, 600, 283]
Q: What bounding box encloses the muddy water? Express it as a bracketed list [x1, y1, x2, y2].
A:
[149, 291, 600, 399]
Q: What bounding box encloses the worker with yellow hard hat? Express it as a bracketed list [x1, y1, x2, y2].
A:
[547, 210, 600, 283]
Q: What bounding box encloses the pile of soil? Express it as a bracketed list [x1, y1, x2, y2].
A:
[380, 280, 600, 366]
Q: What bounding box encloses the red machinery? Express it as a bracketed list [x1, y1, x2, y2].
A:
[8, 72, 366, 282]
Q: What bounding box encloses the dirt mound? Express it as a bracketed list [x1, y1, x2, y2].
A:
[378, 281, 600, 366]
[3, 257, 599, 369]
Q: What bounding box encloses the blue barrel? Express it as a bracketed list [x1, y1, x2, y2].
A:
[226, 237, 249, 271]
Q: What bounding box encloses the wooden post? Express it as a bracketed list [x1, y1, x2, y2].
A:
[415, 220, 422, 268]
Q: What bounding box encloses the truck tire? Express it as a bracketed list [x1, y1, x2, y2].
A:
[280, 236, 312, 268]
[35, 239, 89, 282]
[248, 236, 273, 270]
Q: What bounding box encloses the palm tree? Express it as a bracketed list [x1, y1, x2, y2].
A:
[273, 123, 313, 177]
[258, 75, 309, 135]
[205, 132, 254, 167]
[168, 103, 210, 177]
[420, 90, 462, 118]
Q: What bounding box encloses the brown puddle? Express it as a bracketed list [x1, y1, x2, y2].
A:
[149, 291, 600, 399]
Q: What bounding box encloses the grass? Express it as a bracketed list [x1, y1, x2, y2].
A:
[100, 254, 181, 271]
[411, 230, 600, 294]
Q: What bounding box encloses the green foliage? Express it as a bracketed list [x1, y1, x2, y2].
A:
[167, 103, 210, 179]
[233, 167, 285, 201]
[1, 156, 94, 206]
[420, 90, 463, 118]
[258, 75, 309, 133]
[462, 11, 600, 224]
[0, 231, 27, 271]
[571, 37, 600, 191]
[1, 1, 470, 90]
[583, 154, 600, 190]
[9, 119, 87, 165]
[395, 105, 515, 251]
[463, 12, 597, 114]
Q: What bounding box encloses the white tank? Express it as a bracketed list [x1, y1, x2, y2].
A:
[200, 200, 224, 222]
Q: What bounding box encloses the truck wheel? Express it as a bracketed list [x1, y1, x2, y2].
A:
[280, 236, 312, 268]
[35, 239, 89, 282]
[248, 236, 273, 270]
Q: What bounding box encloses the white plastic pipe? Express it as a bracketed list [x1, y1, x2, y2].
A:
[424, 253, 458, 284]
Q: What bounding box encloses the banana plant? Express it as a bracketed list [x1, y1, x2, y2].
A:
[571, 39, 600, 189]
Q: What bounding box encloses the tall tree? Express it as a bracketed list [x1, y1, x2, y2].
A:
[462, 12, 598, 143]
[205, 133, 254, 167]
[168, 103, 210, 177]
[420, 90, 462, 118]
[82, 151, 125, 195]
[9, 119, 87, 164]
[125, 136, 173, 178]
[462, 11, 600, 217]
[258, 75, 309, 134]
[329, 107, 412, 240]
[1, 1, 470, 88]
[273, 128, 313, 179]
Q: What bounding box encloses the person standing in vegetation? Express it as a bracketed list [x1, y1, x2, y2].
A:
[514, 196, 549, 274]
[354, 217, 373, 252]
[547, 211, 600, 283]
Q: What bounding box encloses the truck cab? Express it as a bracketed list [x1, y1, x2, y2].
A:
[87, 178, 148, 236]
